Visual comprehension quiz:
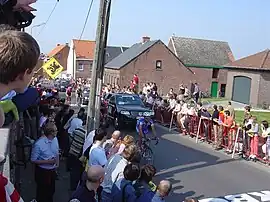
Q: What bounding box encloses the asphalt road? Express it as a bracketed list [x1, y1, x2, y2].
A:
[20, 94, 270, 201]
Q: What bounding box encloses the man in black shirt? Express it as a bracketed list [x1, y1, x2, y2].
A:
[70, 165, 105, 202]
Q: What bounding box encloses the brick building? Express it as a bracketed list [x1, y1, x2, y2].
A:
[47, 43, 70, 71]
[66, 39, 128, 79]
[224, 49, 270, 106]
[168, 36, 234, 97]
[104, 37, 195, 95]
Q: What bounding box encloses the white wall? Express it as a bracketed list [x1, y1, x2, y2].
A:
[67, 40, 76, 78]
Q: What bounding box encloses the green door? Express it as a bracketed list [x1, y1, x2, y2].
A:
[211, 82, 218, 97]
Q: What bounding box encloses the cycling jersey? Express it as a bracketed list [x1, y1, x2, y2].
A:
[136, 117, 154, 135]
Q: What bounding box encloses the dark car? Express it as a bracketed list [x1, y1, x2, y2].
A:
[82, 88, 90, 105]
[106, 93, 155, 129]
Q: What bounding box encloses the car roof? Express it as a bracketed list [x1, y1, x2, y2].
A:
[113, 93, 139, 97]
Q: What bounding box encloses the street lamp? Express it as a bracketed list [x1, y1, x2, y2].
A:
[30, 22, 46, 36]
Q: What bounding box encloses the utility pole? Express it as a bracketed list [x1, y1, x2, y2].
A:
[87, 0, 111, 133]
[94, 0, 111, 129]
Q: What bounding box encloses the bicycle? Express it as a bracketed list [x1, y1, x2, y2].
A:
[138, 136, 159, 165]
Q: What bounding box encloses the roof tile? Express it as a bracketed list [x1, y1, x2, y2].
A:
[171, 36, 234, 66]
[225, 49, 270, 69]
[47, 44, 68, 57]
[105, 40, 159, 69]
[73, 39, 96, 59]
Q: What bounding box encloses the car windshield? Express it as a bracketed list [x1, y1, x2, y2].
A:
[116, 95, 143, 105]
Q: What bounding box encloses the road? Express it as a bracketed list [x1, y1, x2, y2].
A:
[20, 94, 270, 201]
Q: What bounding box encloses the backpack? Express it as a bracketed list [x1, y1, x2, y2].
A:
[122, 182, 133, 202]
[133, 181, 157, 199]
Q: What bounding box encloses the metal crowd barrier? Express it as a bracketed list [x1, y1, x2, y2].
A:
[154, 107, 269, 164]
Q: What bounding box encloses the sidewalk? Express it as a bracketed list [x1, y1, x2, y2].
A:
[20, 160, 70, 201]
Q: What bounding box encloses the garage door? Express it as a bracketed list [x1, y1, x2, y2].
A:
[232, 76, 251, 104]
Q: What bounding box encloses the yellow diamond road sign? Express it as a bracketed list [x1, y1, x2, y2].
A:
[42, 57, 63, 79]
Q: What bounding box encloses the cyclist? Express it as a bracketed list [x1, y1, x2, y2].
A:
[136, 116, 158, 148]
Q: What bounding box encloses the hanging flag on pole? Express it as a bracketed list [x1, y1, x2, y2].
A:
[42, 57, 63, 79]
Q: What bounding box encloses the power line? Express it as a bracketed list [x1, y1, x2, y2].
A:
[37, 0, 59, 36]
[79, 0, 94, 40]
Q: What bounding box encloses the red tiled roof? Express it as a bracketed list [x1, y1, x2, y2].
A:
[47, 44, 67, 57]
[225, 49, 270, 69]
[73, 39, 96, 59]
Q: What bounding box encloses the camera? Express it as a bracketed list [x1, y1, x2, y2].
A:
[0, 0, 35, 29]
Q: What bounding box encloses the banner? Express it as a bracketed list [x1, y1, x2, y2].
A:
[42, 57, 63, 79]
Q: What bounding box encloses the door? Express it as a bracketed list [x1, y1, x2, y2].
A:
[232, 76, 251, 104]
[211, 82, 218, 97]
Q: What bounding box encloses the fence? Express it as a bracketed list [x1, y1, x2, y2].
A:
[154, 107, 269, 163]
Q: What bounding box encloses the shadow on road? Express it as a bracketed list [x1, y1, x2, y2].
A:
[152, 128, 237, 201]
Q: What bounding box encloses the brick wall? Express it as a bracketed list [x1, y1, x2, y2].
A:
[259, 71, 270, 106]
[53, 46, 70, 71]
[118, 41, 195, 95]
[75, 60, 93, 79]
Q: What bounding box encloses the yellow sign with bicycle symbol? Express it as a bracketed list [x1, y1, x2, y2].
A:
[42, 57, 63, 79]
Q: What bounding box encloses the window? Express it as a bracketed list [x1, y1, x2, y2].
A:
[156, 60, 162, 70]
[78, 63, 84, 71]
[212, 69, 219, 79]
[109, 96, 116, 104]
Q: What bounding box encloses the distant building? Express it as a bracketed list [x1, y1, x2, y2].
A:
[47, 43, 70, 71]
[104, 36, 195, 95]
[66, 39, 128, 79]
[224, 49, 270, 106]
[168, 36, 234, 97]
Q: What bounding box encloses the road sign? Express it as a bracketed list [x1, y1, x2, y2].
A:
[42, 57, 63, 79]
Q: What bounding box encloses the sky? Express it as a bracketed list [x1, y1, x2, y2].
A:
[25, 0, 270, 59]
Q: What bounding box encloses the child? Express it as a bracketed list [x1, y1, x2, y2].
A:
[247, 116, 259, 160]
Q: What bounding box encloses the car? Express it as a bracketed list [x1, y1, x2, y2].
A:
[106, 93, 155, 129]
[82, 88, 90, 105]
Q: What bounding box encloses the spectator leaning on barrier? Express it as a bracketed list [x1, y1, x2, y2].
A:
[221, 110, 235, 154]
[247, 116, 259, 160]
[261, 120, 270, 162]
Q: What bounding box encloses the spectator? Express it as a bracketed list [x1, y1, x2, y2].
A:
[221, 110, 235, 154]
[103, 130, 121, 157]
[247, 116, 259, 160]
[88, 128, 108, 167]
[69, 125, 87, 191]
[111, 164, 140, 202]
[135, 164, 157, 201]
[193, 83, 200, 103]
[212, 105, 221, 150]
[0, 28, 40, 127]
[31, 121, 59, 202]
[70, 165, 105, 202]
[116, 135, 135, 155]
[227, 101, 235, 119]
[101, 144, 139, 201]
[261, 120, 270, 161]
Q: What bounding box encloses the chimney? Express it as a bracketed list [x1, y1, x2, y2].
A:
[142, 36, 150, 43]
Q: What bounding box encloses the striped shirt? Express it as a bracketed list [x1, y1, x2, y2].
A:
[69, 127, 86, 158]
[0, 174, 23, 202]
